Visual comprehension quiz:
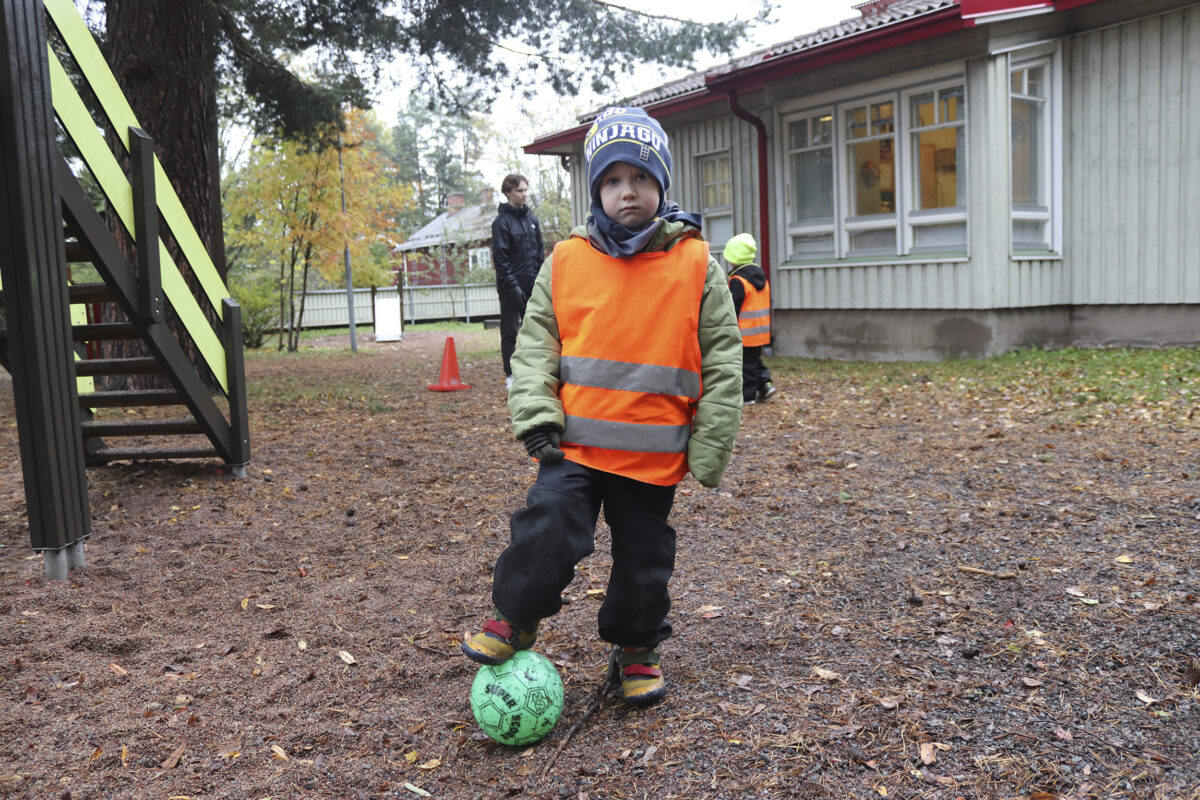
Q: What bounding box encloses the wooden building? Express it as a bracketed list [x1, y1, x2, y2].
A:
[394, 190, 497, 287]
[526, 0, 1200, 360]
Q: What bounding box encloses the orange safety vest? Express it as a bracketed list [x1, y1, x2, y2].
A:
[551, 236, 708, 486]
[730, 269, 771, 347]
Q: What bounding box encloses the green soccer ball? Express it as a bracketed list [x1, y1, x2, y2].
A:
[470, 650, 564, 746]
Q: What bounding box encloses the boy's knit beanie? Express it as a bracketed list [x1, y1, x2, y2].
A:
[584, 106, 672, 202]
[723, 233, 757, 266]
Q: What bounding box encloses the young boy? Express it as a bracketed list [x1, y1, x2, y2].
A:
[723, 233, 777, 404]
[462, 106, 743, 707]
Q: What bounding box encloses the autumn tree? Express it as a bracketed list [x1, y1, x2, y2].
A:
[94, 0, 766, 278]
[224, 110, 411, 351]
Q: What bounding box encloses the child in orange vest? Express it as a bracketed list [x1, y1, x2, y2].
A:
[723, 233, 777, 404]
[463, 106, 743, 707]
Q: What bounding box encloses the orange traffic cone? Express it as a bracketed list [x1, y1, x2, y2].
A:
[428, 336, 472, 391]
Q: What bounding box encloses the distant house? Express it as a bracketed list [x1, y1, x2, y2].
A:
[394, 190, 496, 287]
[525, 0, 1200, 361]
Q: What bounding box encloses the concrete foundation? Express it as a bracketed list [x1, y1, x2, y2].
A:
[773, 305, 1199, 362]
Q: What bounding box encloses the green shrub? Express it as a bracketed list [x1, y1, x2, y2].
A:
[229, 275, 277, 349]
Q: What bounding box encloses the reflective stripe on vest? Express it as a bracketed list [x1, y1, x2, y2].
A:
[552, 235, 708, 485]
[732, 272, 771, 347]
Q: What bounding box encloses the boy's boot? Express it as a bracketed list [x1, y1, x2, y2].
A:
[758, 381, 778, 401]
[608, 646, 667, 707]
[462, 614, 538, 665]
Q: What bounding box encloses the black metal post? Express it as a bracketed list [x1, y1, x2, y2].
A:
[130, 128, 162, 323]
[0, 0, 91, 576]
[221, 297, 250, 475]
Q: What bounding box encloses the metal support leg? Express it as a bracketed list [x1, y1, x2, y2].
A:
[42, 540, 85, 580]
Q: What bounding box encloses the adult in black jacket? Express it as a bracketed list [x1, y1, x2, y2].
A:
[492, 173, 545, 388]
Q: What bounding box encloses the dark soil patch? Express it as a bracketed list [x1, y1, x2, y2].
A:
[1, 331, 1198, 799]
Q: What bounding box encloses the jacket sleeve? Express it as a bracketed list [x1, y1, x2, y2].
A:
[728, 277, 746, 315]
[688, 254, 743, 487]
[491, 216, 520, 297]
[507, 250, 563, 439]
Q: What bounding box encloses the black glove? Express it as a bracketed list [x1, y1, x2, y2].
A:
[506, 287, 527, 308]
[522, 428, 563, 462]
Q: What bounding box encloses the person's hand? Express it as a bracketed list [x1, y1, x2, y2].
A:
[522, 428, 563, 462]
[507, 287, 527, 307]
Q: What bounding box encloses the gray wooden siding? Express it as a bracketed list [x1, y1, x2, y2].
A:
[1063, 5, 1200, 305]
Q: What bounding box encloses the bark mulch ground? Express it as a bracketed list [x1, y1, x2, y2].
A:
[1, 329, 1197, 800]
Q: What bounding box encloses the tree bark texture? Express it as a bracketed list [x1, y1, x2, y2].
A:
[105, 0, 226, 279]
[99, 0, 226, 390]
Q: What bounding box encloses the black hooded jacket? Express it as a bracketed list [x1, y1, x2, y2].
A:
[491, 203, 544, 300]
[727, 263, 768, 314]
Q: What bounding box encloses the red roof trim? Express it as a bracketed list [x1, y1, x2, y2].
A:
[523, 122, 591, 155]
[524, 1, 1069, 154]
[705, 6, 966, 91]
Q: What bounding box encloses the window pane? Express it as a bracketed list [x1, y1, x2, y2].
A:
[1026, 66, 1045, 99]
[1011, 69, 1024, 94]
[789, 119, 809, 150]
[812, 115, 833, 146]
[913, 127, 961, 209]
[871, 101, 894, 135]
[939, 87, 964, 122]
[708, 214, 733, 249]
[912, 92, 935, 127]
[791, 148, 834, 223]
[791, 233, 835, 259]
[850, 139, 895, 215]
[699, 154, 732, 213]
[912, 222, 966, 252]
[849, 228, 896, 254]
[1011, 97, 1043, 205]
[846, 106, 868, 140]
[1013, 219, 1048, 250]
[717, 180, 731, 207]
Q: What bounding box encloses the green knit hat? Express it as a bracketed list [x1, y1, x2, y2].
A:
[722, 233, 757, 266]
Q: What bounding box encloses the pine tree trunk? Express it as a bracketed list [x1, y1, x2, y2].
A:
[101, 0, 227, 388]
[105, 0, 226, 280]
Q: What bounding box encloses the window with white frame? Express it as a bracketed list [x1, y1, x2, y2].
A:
[907, 84, 966, 253]
[782, 77, 967, 262]
[786, 112, 835, 258]
[698, 152, 733, 249]
[844, 97, 898, 255]
[469, 246, 491, 271]
[1010, 59, 1052, 251]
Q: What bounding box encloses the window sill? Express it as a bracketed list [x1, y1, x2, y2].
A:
[1011, 250, 1062, 260]
[779, 253, 969, 269]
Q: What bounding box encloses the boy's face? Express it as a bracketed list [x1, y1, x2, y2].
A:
[598, 161, 660, 228]
[505, 181, 529, 207]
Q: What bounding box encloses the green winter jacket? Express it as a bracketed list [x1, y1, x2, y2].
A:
[507, 220, 743, 487]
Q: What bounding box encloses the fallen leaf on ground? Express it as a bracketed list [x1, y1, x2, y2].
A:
[813, 667, 842, 681]
[161, 741, 186, 769]
[1135, 690, 1158, 705]
[271, 744, 288, 760]
[109, 663, 128, 676]
[339, 650, 357, 665]
[417, 758, 440, 770]
[919, 742, 936, 765]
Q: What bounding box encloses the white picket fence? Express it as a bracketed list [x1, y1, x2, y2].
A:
[293, 284, 501, 329]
